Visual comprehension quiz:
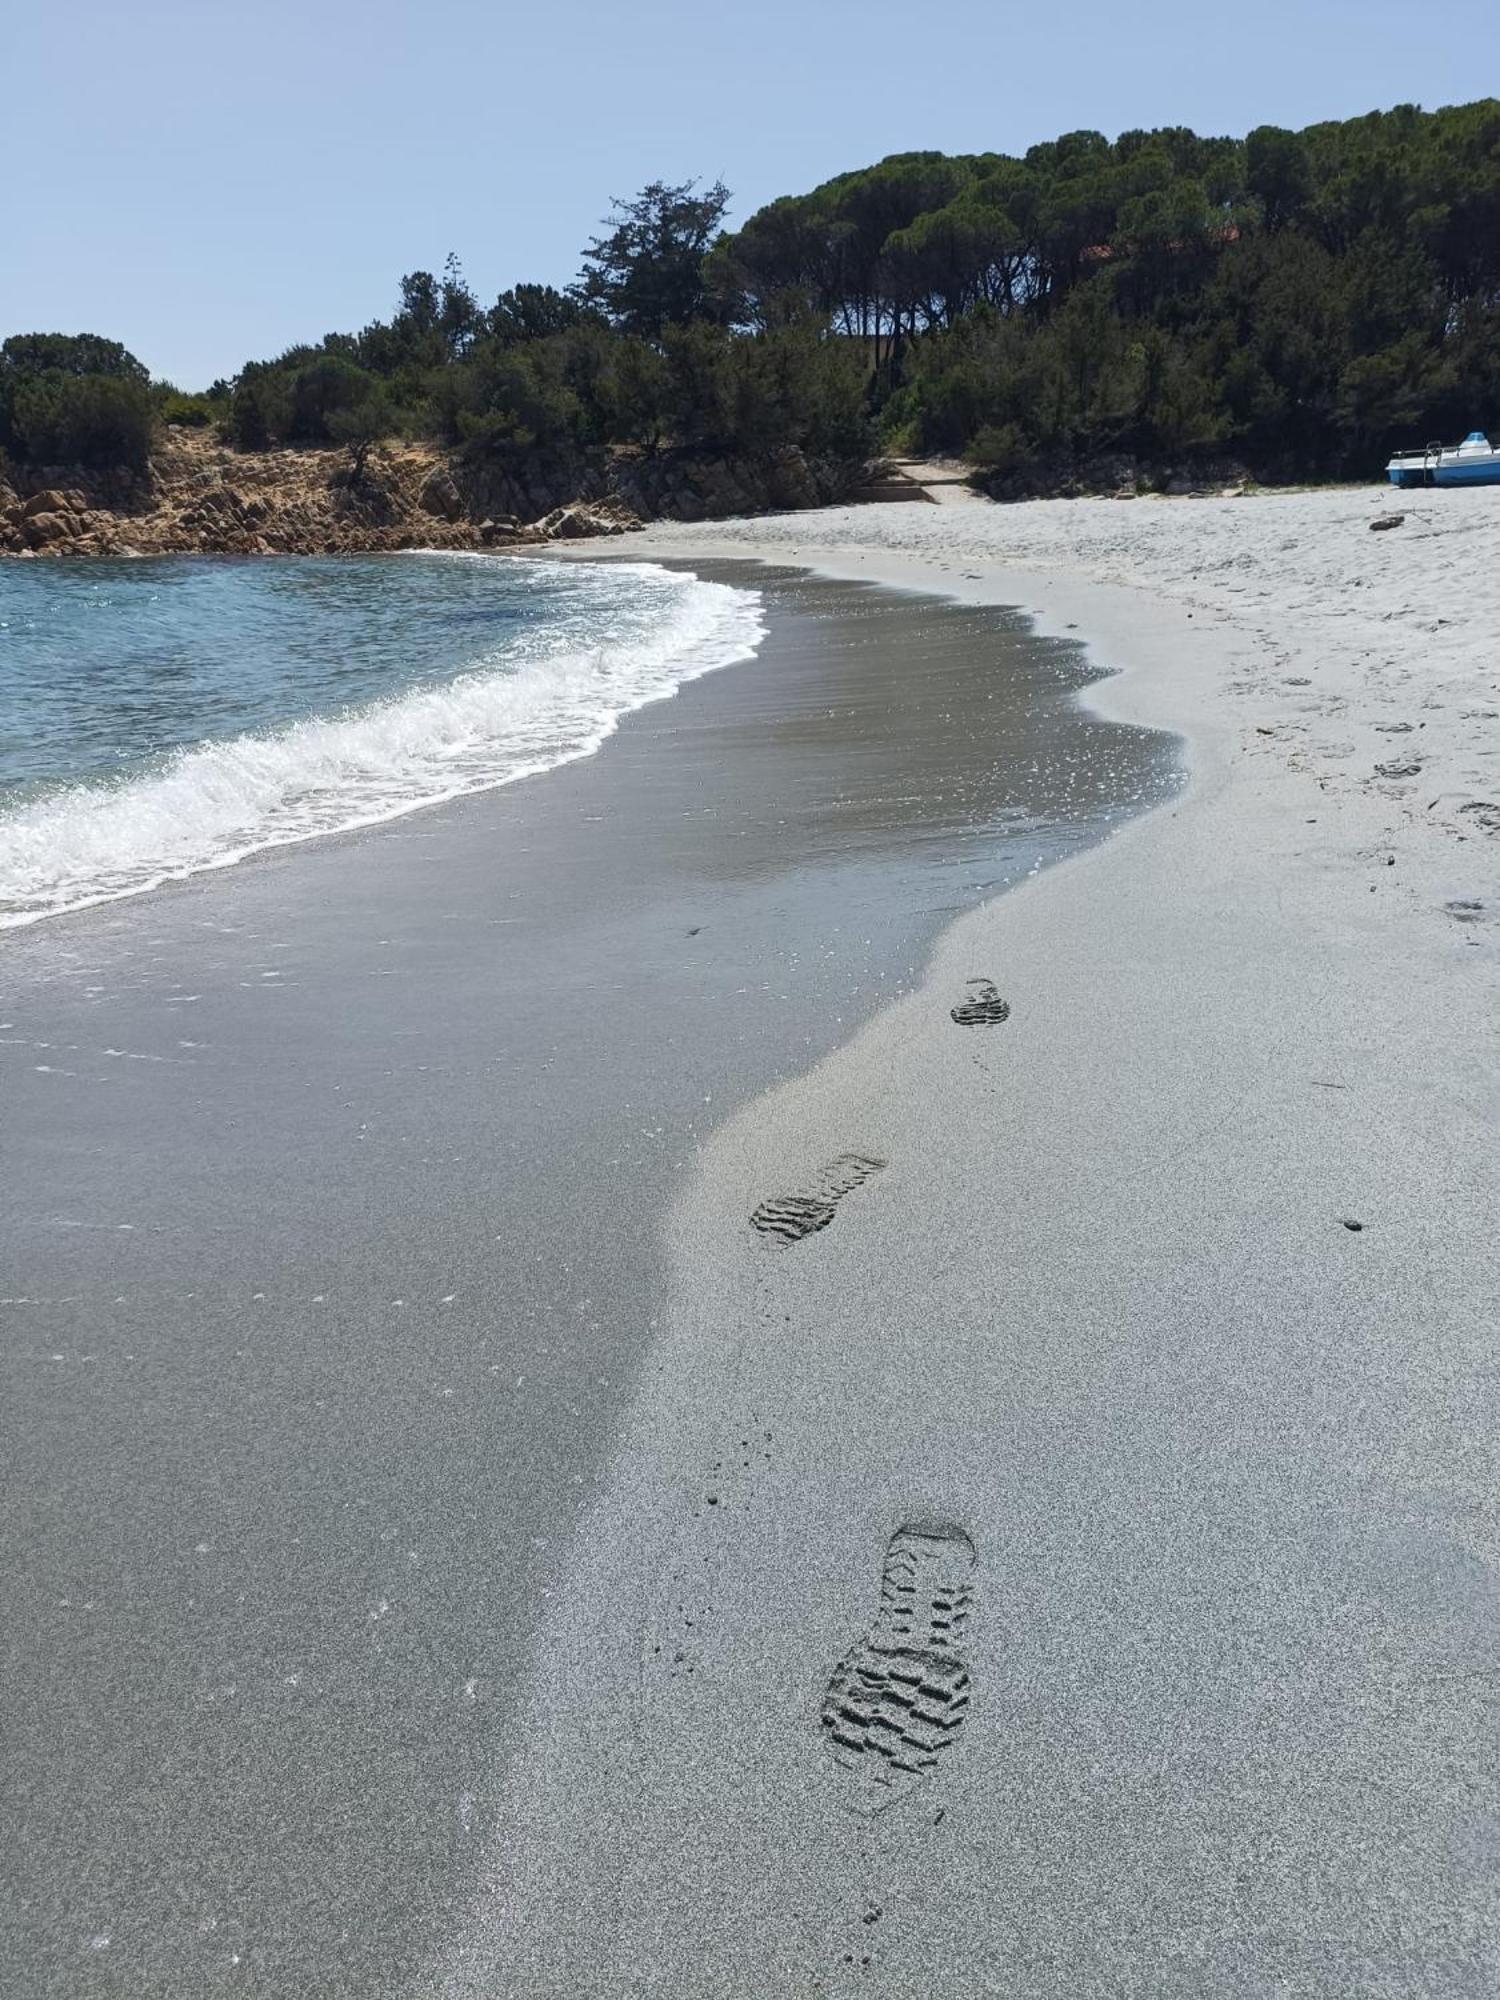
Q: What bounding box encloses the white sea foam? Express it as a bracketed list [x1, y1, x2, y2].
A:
[0, 560, 765, 928]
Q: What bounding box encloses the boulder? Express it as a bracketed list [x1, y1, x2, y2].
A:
[534, 505, 600, 540]
[546, 502, 636, 540]
[418, 467, 464, 521]
[23, 510, 78, 548]
[21, 488, 77, 520]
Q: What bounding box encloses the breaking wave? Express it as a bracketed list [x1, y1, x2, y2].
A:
[0, 558, 765, 928]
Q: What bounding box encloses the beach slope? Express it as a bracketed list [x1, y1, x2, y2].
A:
[441, 488, 1500, 1996]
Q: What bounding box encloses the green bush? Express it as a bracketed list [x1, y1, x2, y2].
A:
[456, 358, 584, 461]
[287, 356, 382, 442]
[1, 332, 147, 384]
[228, 362, 294, 448]
[0, 333, 155, 470]
[3, 372, 154, 469]
[966, 422, 1036, 473]
[155, 388, 218, 428]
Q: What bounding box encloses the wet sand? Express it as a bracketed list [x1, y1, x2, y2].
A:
[0, 569, 1173, 1998]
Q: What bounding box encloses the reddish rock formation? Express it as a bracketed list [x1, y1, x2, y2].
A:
[0, 427, 867, 559]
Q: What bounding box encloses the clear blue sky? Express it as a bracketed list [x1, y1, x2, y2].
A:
[6, 0, 1493, 387]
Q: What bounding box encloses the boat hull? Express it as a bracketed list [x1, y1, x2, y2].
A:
[1433, 459, 1500, 486]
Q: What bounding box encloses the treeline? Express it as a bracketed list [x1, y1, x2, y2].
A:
[225, 278, 870, 470]
[4, 100, 1498, 488]
[714, 100, 1500, 478]
[219, 184, 868, 468]
[0, 185, 869, 478]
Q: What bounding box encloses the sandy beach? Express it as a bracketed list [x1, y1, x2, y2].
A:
[436, 486, 1499, 1996]
[13, 14, 1500, 1994]
[4, 484, 1497, 1997]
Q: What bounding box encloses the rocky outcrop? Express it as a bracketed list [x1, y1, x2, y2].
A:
[0, 487, 117, 552]
[0, 428, 872, 560]
[21, 508, 80, 549]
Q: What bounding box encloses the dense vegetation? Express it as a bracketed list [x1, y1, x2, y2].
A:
[712, 100, 1500, 479]
[4, 100, 1497, 490]
[0, 334, 157, 471]
[220, 193, 872, 473]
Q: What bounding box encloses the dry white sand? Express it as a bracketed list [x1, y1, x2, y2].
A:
[439, 488, 1500, 1997]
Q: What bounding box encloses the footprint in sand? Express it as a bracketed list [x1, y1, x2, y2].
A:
[822, 1523, 976, 1814]
[950, 978, 1011, 1026]
[749, 1154, 885, 1244]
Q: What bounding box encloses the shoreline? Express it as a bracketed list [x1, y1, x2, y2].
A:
[0, 565, 1173, 2000]
[443, 498, 1499, 1992]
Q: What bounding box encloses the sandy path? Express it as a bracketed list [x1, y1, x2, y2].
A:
[440, 490, 1499, 1997]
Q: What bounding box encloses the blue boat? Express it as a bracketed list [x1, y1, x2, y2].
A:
[1387, 430, 1500, 487]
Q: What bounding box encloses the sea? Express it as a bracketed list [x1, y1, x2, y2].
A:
[0, 552, 764, 928]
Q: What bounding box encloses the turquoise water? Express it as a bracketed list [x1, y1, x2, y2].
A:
[0, 553, 763, 926]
